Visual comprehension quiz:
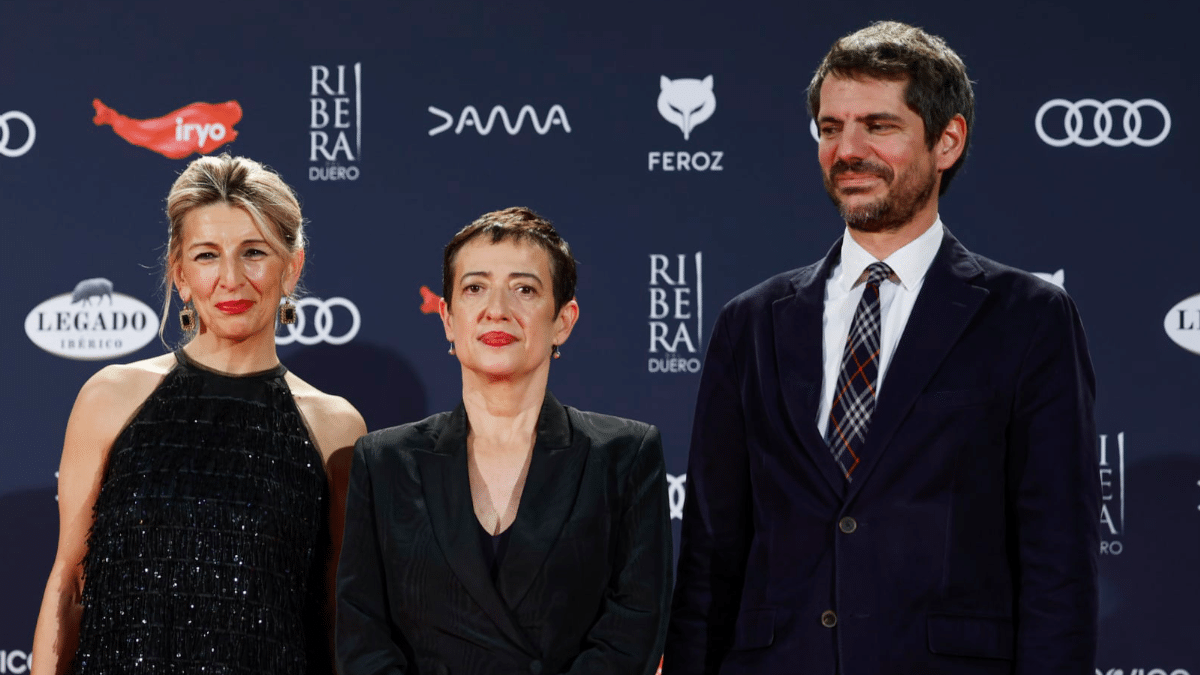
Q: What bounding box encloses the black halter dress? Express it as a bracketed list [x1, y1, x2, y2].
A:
[72, 351, 331, 674]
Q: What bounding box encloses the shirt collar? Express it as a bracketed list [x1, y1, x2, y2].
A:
[836, 216, 945, 292]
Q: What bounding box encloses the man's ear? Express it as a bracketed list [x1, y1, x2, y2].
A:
[936, 114, 967, 171]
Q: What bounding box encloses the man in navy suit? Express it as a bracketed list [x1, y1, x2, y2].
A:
[664, 21, 1099, 675]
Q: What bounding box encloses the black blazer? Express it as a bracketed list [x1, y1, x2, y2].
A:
[336, 392, 672, 675]
[665, 230, 1099, 674]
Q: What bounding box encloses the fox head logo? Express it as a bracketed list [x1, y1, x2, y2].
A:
[1033, 269, 1065, 289]
[658, 75, 715, 141]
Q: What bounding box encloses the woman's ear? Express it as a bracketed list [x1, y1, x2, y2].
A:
[553, 299, 580, 346]
[283, 249, 306, 296]
[438, 296, 455, 342]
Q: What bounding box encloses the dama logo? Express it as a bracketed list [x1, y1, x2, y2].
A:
[658, 76, 715, 140]
[427, 105, 571, 136]
[93, 99, 241, 159]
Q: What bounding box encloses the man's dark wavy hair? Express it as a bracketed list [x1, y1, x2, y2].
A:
[807, 21, 975, 195]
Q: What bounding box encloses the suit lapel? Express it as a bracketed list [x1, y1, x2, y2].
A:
[844, 230, 988, 503]
[773, 240, 846, 497]
[417, 404, 537, 656]
[499, 392, 589, 610]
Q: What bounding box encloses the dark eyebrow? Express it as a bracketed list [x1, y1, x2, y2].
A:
[508, 272, 542, 284]
[460, 271, 543, 284]
[817, 112, 905, 125]
[859, 113, 904, 123]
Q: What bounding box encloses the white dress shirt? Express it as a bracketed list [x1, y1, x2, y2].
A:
[816, 218, 945, 438]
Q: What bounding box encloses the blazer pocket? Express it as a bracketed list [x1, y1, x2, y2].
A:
[731, 608, 775, 650]
[915, 387, 996, 411]
[927, 613, 1014, 660]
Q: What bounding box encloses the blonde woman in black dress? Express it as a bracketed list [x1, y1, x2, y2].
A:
[32, 154, 365, 675]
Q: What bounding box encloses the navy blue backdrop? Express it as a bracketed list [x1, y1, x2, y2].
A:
[2, 1, 1198, 672]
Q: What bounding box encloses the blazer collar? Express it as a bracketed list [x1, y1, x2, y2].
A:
[773, 238, 848, 497]
[417, 391, 586, 655]
[843, 228, 988, 503]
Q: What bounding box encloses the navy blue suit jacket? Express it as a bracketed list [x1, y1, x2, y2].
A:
[664, 230, 1099, 674]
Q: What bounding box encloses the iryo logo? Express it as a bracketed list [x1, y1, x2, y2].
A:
[310, 63, 362, 181]
[427, 105, 571, 136]
[25, 278, 158, 360]
[648, 253, 703, 373]
[93, 99, 240, 159]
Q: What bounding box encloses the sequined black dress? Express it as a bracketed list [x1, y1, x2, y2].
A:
[73, 351, 331, 675]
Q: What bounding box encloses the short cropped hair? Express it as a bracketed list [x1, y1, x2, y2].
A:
[442, 207, 576, 314]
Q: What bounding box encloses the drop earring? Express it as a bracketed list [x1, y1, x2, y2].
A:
[448, 342, 456, 355]
[279, 297, 297, 325]
[178, 303, 196, 331]
[551, 344, 561, 359]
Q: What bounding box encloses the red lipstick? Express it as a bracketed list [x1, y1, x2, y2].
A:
[480, 331, 516, 347]
[216, 300, 254, 315]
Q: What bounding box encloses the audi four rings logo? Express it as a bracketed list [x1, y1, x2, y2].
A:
[1, 111, 36, 157]
[276, 297, 361, 346]
[666, 473, 687, 521]
[1036, 98, 1170, 147]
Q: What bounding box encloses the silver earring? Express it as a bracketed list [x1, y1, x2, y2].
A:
[179, 303, 196, 331]
[448, 342, 456, 355]
[551, 344, 561, 359]
[279, 298, 297, 325]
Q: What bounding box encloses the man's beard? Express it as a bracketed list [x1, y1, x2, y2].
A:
[823, 158, 936, 233]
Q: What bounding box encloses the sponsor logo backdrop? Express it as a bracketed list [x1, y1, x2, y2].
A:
[1, 0, 1197, 668]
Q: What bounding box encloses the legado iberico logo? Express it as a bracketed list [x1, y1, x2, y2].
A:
[25, 278, 158, 360]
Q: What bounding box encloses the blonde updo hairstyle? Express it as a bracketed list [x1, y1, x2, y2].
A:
[159, 153, 306, 342]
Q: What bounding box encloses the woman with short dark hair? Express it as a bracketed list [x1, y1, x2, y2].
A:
[336, 207, 672, 675]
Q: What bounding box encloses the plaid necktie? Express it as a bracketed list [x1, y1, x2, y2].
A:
[826, 261, 893, 481]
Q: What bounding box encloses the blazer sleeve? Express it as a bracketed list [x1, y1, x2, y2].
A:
[561, 424, 673, 675]
[336, 436, 409, 675]
[663, 309, 753, 675]
[1008, 290, 1100, 674]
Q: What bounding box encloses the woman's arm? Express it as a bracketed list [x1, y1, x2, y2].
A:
[31, 365, 157, 675]
[296, 390, 367, 662]
[563, 425, 673, 675]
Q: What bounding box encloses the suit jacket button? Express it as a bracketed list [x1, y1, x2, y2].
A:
[838, 516, 857, 533]
[821, 610, 838, 628]
[530, 660, 543, 674]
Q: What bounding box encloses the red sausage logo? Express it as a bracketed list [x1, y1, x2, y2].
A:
[92, 99, 241, 159]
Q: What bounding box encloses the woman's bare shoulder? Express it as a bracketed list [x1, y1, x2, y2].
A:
[69, 353, 177, 445]
[284, 372, 367, 458]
